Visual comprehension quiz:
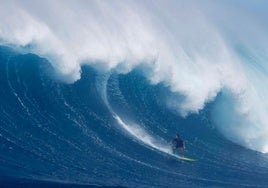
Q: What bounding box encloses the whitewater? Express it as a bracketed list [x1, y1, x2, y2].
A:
[1, 0, 268, 187]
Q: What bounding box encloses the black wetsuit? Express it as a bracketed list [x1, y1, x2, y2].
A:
[173, 138, 184, 149]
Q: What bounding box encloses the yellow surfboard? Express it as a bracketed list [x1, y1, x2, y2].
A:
[169, 152, 196, 162]
[178, 156, 196, 162]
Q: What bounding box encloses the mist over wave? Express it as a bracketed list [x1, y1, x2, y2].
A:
[1, 0, 268, 153]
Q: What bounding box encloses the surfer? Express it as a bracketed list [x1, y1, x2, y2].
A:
[170, 134, 185, 157]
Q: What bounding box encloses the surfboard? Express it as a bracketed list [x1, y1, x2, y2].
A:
[169, 152, 196, 162]
[178, 156, 196, 162]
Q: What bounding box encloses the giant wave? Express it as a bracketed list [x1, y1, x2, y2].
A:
[0, 46, 268, 187]
[1, 0, 268, 187]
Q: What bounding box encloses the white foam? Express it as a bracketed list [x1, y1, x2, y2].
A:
[114, 115, 171, 155]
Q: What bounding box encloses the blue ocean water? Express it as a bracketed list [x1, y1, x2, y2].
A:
[0, 46, 268, 188]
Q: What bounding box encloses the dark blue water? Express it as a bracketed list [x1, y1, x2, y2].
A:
[1, 46, 268, 187]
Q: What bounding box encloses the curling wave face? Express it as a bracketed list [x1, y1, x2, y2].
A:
[1, 0, 268, 152]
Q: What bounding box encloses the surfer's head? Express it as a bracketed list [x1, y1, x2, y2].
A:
[176, 134, 180, 138]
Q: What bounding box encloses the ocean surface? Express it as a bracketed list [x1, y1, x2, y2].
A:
[1, 1, 268, 187]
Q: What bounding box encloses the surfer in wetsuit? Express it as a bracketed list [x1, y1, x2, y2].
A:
[170, 134, 185, 157]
